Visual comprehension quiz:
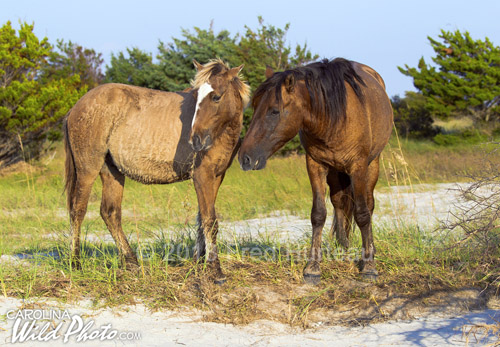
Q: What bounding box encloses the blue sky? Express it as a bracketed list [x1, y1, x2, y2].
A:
[2, 0, 499, 97]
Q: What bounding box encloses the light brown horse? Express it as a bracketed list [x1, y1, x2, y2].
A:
[64, 59, 249, 283]
[239, 58, 393, 284]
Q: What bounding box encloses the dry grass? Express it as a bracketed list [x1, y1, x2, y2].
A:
[0, 255, 494, 328]
[462, 320, 500, 346]
[1, 218, 498, 328]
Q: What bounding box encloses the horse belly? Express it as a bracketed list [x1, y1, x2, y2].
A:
[107, 113, 194, 184]
[114, 155, 194, 184]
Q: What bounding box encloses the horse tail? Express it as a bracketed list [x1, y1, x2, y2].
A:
[63, 115, 76, 211]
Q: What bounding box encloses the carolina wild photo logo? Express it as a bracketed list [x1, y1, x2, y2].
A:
[6, 309, 141, 343]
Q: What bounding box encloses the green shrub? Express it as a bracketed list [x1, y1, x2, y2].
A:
[433, 129, 488, 146]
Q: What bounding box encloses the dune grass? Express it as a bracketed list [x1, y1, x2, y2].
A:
[0, 134, 499, 325]
[0, 221, 493, 326]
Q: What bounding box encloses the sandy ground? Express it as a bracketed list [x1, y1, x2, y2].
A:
[0, 296, 499, 346]
[1, 182, 499, 346]
[217, 182, 470, 242]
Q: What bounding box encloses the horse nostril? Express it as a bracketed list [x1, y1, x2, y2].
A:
[191, 134, 202, 152]
[204, 134, 212, 148]
[240, 154, 253, 171]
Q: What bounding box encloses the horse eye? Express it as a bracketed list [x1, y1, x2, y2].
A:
[270, 109, 280, 116]
[212, 94, 221, 102]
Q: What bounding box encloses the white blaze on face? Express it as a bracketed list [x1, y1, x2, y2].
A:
[192, 82, 214, 128]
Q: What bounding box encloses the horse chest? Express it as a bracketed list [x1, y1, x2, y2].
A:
[301, 134, 354, 171]
[306, 147, 348, 171]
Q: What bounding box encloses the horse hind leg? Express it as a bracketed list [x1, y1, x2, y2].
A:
[65, 117, 108, 269]
[359, 157, 380, 280]
[366, 156, 380, 217]
[68, 172, 98, 269]
[99, 158, 138, 269]
[327, 170, 354, 250]
[350, 160, 379, 281]
[193, 211, 206, 261]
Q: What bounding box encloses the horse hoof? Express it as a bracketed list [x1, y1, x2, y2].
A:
[360, 269, 379, 282]
[214, 277, 227, 285]
[303, 273, 321, 285]
[123, 258, 140, 271]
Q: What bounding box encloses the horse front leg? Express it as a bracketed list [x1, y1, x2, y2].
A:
[193, 168, 226, 284]
[303, 155, 328, 285]
[193, 211, 206, 261]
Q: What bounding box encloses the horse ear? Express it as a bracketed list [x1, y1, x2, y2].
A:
[265, 66, 274, 79]
[228, 64, 244, 79]
[284, 73, 295, 92]
[193, 59, 203, 71]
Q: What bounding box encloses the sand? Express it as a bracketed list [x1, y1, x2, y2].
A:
[1, 296, 499, 346]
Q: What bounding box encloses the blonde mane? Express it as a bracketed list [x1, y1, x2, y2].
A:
[191, 58, 250, 107]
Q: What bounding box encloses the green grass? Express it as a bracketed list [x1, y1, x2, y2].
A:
[0, 136, 499, 325]
[1, 134, 497, 250]
[0, 134, 497, 256]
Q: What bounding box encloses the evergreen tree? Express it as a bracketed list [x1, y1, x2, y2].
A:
[238, 16, 318, 92]
[155, 25, 239, 91]
[42, 40, 104, 89]
[105, 17, 318, 95]
[392, 92, 438, 138]
[0, 21, 84, 167]
[105, 47, 156, 87]
[399, 30, 500, 122]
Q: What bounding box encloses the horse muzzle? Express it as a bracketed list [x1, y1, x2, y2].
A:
[239, 153, 267, 171]
[190, 133, 212, 152]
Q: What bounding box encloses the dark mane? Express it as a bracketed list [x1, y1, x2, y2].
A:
[252, 58, 366, 124]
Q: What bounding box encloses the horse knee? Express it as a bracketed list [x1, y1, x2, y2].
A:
[311, 204, 327, 228]
[202, 218, 218, 231]
[354, 207, 371, 228]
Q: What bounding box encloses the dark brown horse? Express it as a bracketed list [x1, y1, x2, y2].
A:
[239, 58, 393, 283]
[64, 59, 249, 283]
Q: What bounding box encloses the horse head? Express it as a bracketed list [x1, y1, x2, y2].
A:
[189, 59, 249, 152]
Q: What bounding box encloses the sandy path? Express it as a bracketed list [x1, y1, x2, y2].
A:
[0, 297, 498, 346]
[218, 182, 468, 242]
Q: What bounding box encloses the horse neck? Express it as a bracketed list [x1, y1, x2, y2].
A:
[301, 107, 333, 140]
[219, 108, 243, 139]
[219, 92, 244, 135]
